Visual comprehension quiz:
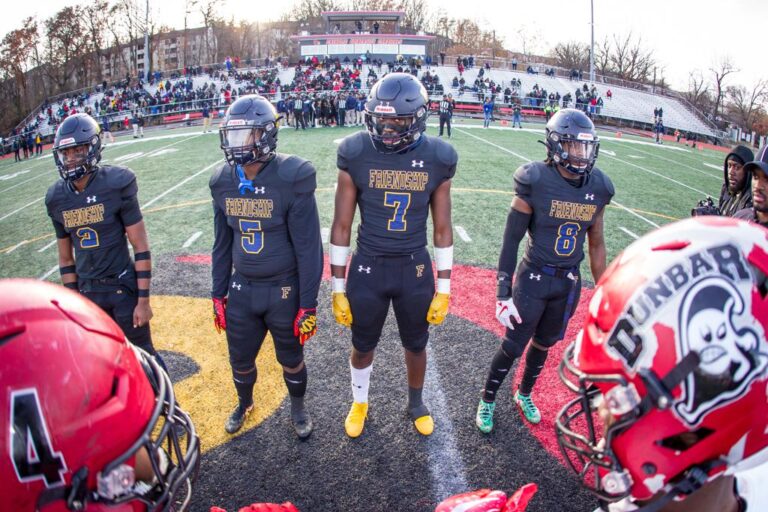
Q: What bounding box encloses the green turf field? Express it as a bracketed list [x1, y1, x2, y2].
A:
[0, 118, 725, 284]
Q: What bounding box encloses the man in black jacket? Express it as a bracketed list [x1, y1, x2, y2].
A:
[718, 144, 754, 216]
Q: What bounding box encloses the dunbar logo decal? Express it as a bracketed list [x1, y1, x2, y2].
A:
[675, 276, 767, 426]
[603, 242, 768, 426]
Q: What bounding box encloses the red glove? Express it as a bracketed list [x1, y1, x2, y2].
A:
[210, 504, 299, 512]
[212, 297, 227, 333]
[293, 307, 317, 345]
[435, 489, 507, 512]
[504, 483, 537, 512]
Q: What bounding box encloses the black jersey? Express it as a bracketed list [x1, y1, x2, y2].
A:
[337, 132, 457, 256]
[45, 165, 143, 280]
[514, 161, 614, 269]
[209, 154, 323, 308]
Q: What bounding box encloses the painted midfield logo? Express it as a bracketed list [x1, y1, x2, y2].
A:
[585, 194, 594, 200]
[411, 160, 424, 168]
[231, 281, 241, 290]
[529, 273, 541, 281]
[358, 265, 371, 274]
[86, 195, 97, 203]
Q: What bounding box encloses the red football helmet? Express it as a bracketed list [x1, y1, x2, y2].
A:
[556, 217, 768, 507]
[0, 279, 199, 511]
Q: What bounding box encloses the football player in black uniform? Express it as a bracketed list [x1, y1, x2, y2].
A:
[45, 113, 166, 370]
[210, 95, 322, 438]
[475, 108, 614, 433]
[330, 73, 457, 438]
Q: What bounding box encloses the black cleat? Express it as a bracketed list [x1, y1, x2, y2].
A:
[225, 403, 253, 434]
[292, 412, 313, 439]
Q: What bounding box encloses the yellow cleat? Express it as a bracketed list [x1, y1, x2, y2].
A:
[345, 401, 368, 438]
[413, 414, 434, 436]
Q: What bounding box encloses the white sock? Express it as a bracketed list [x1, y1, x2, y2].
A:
[350, 361, 373, 403]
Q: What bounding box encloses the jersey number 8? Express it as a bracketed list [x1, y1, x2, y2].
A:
[555, 222, 580, 256]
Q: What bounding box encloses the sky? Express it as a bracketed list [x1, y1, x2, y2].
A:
[1, 0, 765, 92]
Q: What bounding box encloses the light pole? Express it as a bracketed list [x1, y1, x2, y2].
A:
[589, 0, 595, 82]
[144, 0, 150, 81]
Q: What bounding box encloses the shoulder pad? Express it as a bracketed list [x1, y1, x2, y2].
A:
[514, 162, 543, 187]
[434, 137, 458, 169]
[592, 167, 615, 197]
[337, 132, 365, 168]
[45, 180, 64, 209]
[103, 165, 136, 191]
[277, 154, 317, 194]
[209, 163, 231, 190]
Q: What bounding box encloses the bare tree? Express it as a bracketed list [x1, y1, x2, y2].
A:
[44, 7, 89, 92]
[709, 55, 737, 122]
[683, 70, 711, 113]
[609, 32, 655, 82]
[551, 41, 589, 71]
[83, 1, 111, 84]
[726, 79, 768, 131]
[0, 17, 39, 121]
[593, 36, 611, 77]
[400, 0, 430, 32]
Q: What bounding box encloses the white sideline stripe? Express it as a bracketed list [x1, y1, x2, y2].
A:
[619, 226, 640, 240]
[321, 227, 329, 244]
[423, 344, 469, 500]
[0, 196, 43, 221]
[455, 128, 530, 162]
[39, 264, 58, 280]
[38, 239, 57, 252]
[704, 162, 721, 171]
[114, 152, 144, 162]
[0, 174, 39, 194]
[456, 129, 662, 229]
[182, 231, 203, 248]
[455, 225, 472, 242]
[601, 153, 708, 196]
[142, 161, 219, 209]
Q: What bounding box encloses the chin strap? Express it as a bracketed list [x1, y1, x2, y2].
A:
[235, 164, 255, 195]
[618, 461, 721, 512]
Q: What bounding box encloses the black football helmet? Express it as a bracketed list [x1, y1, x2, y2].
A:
[53, 113, 103, 182]
[364, 73, 429, 153]
[544, 108, 599, 175]
[219, 95, 281, 166]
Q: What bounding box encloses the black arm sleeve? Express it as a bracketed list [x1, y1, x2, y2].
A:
[211, 199, 234, 298]
[287, 190, 323, 309]
[496, 207, 532, 298]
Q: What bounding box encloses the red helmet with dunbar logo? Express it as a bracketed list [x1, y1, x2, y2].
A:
[556, 217, 768, 507]
[0, 279, 199, 511]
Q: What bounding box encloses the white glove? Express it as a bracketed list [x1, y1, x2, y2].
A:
[495, 297, 522, 330]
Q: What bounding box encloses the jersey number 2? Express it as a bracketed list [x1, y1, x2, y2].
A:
[384, 192, 411, 232]
[555, 222, 580, 256]
[239, 219, 264, 254]
[75, 227, 99, 249]
[10, 389, 67, 487]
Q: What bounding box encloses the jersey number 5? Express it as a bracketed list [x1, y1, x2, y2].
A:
[239, 219, 264, 254]
[384, 192, 411, 232]
[75, 227, 99, 249]
[555, 222, 580, 256]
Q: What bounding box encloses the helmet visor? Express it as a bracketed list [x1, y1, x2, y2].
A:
[562, 139, 598, 170]
[369, 115, 414, 147]
[57, 144, 90, 171]
[222, 126, 264, 150]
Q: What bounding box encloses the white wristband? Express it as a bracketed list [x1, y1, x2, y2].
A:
[330, 243, 350, 266]
[436, 278, 451, 294]
[434, 245, 454, 271]
[332, 277, 346, 293]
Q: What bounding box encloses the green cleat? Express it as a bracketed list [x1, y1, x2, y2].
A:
[514, 390, 541, 424]
[475, 399, 496, 434]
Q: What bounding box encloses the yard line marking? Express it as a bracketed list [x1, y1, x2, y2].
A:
[0, 196, 43, 221]
[321, 227, 330, 243]
[0, 169, 31, 181]
[142, 161, 219, 209]
[39, 264, 58, 280]
[704, 162, 721, 171]
[456, 129, 664, 228]
[455, 225, 472, 242]
[423, 344, 469, 501]
[38, 239, 57, 252]
[148, 148, 179, 157]
[601, 154, 709, 196]
[0, 174, 39, 194]
[114, 152, 144, 162]
[612, 143, 721, 181]
[455, 128, 531, 162]
[182, 231, 203, 248]
[5, 241, 27, 254]
[619, 226, 640, 239]
[613, 200, 660, 228]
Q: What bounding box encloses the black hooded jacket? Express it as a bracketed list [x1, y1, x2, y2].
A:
[718, 144, 754, 216]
